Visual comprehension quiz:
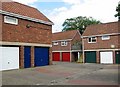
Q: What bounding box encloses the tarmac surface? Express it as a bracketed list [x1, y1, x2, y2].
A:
[1, 62, 120, 85]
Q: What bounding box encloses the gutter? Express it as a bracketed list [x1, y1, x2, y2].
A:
[52, 39, 72, 42]
[0, 10, 54, 25]
[82, 33, 120, 38]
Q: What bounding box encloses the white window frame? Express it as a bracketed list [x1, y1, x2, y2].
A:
[101, 35, 110, 40]
[88, 37, 97, 43]
[4, 16, 18, 25]
[61, 41, 68, 46]
[53, 42, 58, 46]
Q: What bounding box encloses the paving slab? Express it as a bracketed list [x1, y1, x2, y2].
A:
[1, 62, 119, 85]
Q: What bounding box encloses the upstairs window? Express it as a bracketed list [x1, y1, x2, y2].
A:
[61, 41, 67, 46]
[4, 16, 18, 25]
[53, 42, 58, 45]
[102, 35, 110, 40]
[88, 37, 97, 43]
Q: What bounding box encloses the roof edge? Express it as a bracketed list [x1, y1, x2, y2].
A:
[52, 39, 72, 42]
[82, 33, 120, 38]
[86, 21, 119, 28]
[82, 21, 119, 36]
[53, 30, 78, 34]
[0, 10, 54, 25]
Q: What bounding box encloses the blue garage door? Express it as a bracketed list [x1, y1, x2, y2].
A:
[24, 47, 31, 68]
[34, 47, 49, 67]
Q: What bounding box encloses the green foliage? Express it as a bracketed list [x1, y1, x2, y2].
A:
[115, 3, 120, 21]
[62, 16, 101, 34]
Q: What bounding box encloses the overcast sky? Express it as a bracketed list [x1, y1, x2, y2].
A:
[12, 0, 119, 33]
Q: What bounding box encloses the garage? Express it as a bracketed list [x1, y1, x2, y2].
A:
[0, 47, 19, 71]
[100, 51, 113, 64]
[85, 51, 96, 63]
[24, 47, 31, 68]
[115, 51, 120, 64]
[52, 52, 60, 61]
[62, 52, 70, 62]
[34, 47, 49, 67]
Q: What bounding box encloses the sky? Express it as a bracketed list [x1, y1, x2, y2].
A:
[11, 0, 119, 33]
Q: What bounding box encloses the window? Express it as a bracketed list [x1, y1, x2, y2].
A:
[61, 41, 67, 46]
[102, 35, 110, 40]
[88, 37, 97, 43]
[4, 16, 18, 25]
[53, 42, 58, 45]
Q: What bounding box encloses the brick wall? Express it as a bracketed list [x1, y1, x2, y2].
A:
[49, 47, 53, 65]
[52, 41, 71, 51]
[96, 51, 116, 64]
[96, 51, 99, 63]
[1, 14, 52, 68]
[31, 46, 34, 67]
[113, 50, 116, 64]
[83, 35, 119, 50]
[52, 31, 81, 51]
[19, 46, 24, 68]
[19, 46, 51, 68]
[2, 15, 52, 44]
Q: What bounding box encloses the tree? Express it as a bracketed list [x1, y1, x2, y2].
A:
[115, 2, 120, 21]
[62, 16, 101, 34]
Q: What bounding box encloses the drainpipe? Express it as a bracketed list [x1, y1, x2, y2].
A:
[70, 41, 72, 62]
[78, 52, 80, 61]
[82, 37, 85, 63]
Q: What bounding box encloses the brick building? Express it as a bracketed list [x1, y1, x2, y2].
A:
[0, 1, 53, 71]
[52, 30, 82, 62]
[82, 21, 120, 64]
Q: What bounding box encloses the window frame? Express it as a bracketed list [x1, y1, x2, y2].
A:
[101, 35, 110, 40]
[4, 16, 18, 25]
[61, 41, 68, 46]
[88, 37, 97, 43]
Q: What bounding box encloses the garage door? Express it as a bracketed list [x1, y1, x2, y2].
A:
[34, 47, 49, 67]
[52, 52, 60, 61]
[62, 52, 70, 62]
[100, 51, 113, 64]
[24, 47, 31, 68]
[0, 47, 19, 71]
[115, 51, 120, 64]
[85, 51, 96, 63]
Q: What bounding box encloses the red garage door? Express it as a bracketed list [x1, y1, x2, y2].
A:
[52, 52, 60, 61]
[62, 52, 70, 62]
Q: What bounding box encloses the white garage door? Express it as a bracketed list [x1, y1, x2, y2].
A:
[0, 47, 19, 71]
[100, 51, 113, 64]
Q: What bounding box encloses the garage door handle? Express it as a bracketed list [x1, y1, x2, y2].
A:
[8, 62, 10, 64]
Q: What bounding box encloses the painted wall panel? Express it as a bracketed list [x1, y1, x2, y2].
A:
[100, 51, 113, 64]
[24, 47, 31, 68]
[35, 47, 49, 66]
[0, 47, 19, 71]
[52, 52, 60, 61]
[62, 52, 70, 62]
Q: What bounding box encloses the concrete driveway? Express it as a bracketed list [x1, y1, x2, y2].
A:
[1, 62, 119, 85]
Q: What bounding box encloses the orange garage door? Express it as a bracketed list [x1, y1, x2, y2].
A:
[52, 52, 60, 61]
[62, 52, 70, 62]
